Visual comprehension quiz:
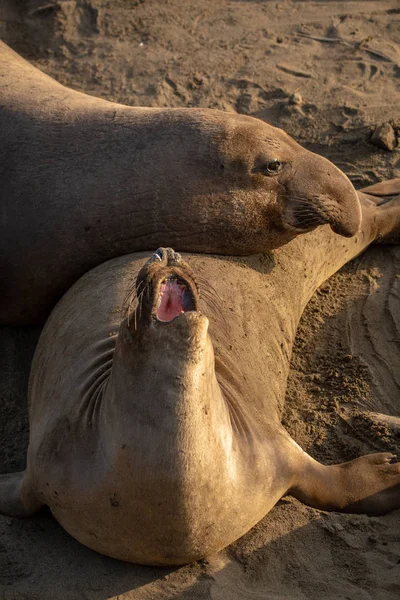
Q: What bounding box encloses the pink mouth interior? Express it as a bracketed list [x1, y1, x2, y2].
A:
[156, 278, 192, 322]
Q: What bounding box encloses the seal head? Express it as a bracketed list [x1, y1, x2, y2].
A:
[227, 118, 362, 238]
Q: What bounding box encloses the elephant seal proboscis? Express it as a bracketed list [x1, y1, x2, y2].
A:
[1, 41, 362, 324]
[1, 181, 399, 566]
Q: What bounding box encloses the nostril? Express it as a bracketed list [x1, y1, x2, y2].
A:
[165, 247, 181, 264]
[152, 247, 182, 265]
[154, 248, 165, 261]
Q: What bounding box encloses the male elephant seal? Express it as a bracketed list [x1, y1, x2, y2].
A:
[1, 181, 399, 566]
[0, 41, 361, 324]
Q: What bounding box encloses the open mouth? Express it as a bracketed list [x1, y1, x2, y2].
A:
[154, 276, 197, 322]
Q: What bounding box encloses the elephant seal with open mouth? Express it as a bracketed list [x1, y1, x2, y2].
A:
[0, 41, 362, 324]
[0, 184, 399, 566]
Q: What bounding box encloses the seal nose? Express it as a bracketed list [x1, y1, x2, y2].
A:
[305, 153, 362, 238]
[152, 248, 182, 265]
[328, 176, 361, 238]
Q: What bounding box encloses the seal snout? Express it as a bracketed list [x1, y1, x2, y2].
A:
[327, 182, 361, 238]
[281, 152, 362, 238]
[311, 155, 362, 238]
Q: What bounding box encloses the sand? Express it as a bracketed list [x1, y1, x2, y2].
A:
[0, 0, 399, 598]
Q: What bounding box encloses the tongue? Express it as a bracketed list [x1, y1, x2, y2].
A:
[157, 280, 186, 322]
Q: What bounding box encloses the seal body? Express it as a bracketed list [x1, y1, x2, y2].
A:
[0, 41, 361, 324]
[0, 182, 399, 565]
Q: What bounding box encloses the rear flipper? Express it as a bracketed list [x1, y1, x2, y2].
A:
[359, 179, 400, 198]
[357, 179, 400, 244]
[358, 192, 400, 244]
[0, 471, 42, 517]
[363, 412, 400, 435]
[287, 441, 400, 516]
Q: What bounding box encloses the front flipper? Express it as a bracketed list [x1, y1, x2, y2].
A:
[0, 471, 42, 517]
[288, 442, 400, 516]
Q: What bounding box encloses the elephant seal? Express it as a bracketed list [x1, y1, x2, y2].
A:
[0, 41, 361, 324]
[1, 181, 399, 566]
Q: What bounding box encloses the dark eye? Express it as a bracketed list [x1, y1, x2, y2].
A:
[252, 159, 284, 176]
[265, 159, 283, 174]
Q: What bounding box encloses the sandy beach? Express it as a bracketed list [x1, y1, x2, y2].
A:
[0, 1, 399, 598]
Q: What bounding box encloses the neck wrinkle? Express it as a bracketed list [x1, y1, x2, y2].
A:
[99, 316, 238, 487]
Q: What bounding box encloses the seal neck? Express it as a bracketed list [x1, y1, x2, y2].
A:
[101, 312, 235, 478]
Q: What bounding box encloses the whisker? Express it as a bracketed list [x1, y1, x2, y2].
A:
[123, 278, 144, 315]
[285, 209, 323, 220]
[195, 274, 228, 328]
[124, 278, 152, 329]
[136, 282, 151, 330]
[292, 210, 323, 217]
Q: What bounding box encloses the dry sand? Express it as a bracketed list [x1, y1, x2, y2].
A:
[0, 1, 399, 598]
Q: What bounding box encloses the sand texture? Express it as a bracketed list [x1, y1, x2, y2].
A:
[0, 1, 399, 598]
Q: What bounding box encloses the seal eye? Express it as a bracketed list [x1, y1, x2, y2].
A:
[265, 159, 283, 175]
